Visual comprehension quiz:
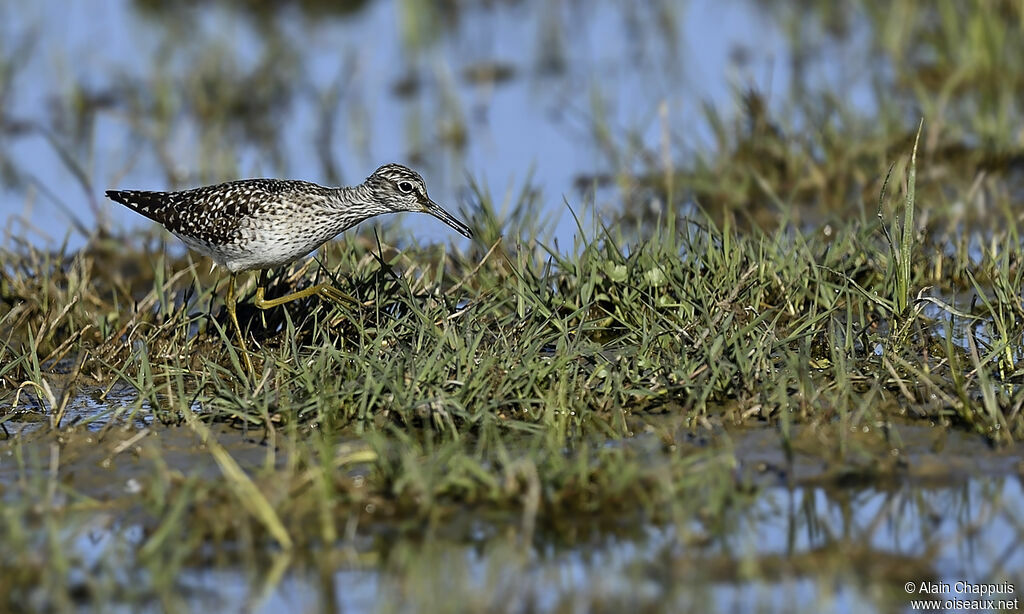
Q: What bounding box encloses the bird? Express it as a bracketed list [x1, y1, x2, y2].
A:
[105, 163, 473, 374]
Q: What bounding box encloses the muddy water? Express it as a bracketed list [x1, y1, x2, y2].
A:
[3, 408, 1022, 613]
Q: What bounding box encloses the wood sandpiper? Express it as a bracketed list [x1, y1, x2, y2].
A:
[106, 163, 472, 374]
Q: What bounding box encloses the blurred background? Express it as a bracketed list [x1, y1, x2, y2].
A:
[1, 0, 951, 250]
[3, 0, 1024, 346]
[5, 3, 1024, 612]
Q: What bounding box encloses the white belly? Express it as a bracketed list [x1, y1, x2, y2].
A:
[175, 219, 344, 273]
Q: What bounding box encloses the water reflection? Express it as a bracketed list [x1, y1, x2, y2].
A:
[4, 409, 1023, 612]
[164, 477, 1023, 613]
[2, 0, 800, 248]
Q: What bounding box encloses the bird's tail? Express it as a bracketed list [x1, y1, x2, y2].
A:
[105, 190, 172, 224]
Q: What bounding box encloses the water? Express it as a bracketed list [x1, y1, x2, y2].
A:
[1, 0, 871, 250]
[29, 447, 1024, 613]
[4, 413, 1022, 613]
[4, 3, 1018, 612]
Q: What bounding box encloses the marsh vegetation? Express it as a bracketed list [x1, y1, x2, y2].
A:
[2, 1, 1024, 611]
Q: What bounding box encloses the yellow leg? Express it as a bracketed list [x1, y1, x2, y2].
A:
[253, 282, 359, 310]
[225, 274, 255, 375]
[224, 273, 355, 377]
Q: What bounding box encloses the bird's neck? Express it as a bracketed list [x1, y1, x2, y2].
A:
[323, 183, 384, 232]
[331, 183, 373, 207]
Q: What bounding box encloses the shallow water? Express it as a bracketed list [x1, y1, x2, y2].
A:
[3, 409, 1022, 613]
[174, 476, 1020, 613]
[2, 2, 1022, 612]
[2, 0, 872, 250]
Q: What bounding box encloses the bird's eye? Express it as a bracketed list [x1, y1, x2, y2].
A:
[398, 181, 414, 194]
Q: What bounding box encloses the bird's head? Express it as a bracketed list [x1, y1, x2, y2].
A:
[364, 164, 472, 239]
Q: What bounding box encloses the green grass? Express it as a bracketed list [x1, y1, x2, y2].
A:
[4, 0, 1024, 611]
[3, 133, 1022, 464]
[2, 182, 1022, 608]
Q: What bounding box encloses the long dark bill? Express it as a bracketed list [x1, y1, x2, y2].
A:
[425, 199, 473, 239]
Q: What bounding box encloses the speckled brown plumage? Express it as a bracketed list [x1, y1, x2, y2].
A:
[105, 164, 472, 273]
[105, 163, 472, 376]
